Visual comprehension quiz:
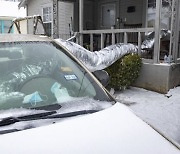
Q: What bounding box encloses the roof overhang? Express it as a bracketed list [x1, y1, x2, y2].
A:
[18, 0, 28, 9]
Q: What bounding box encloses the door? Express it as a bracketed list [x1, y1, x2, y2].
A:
[101, 3, 116, 29]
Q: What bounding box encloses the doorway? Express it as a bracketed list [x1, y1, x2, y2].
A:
[100, 2, 116, 29]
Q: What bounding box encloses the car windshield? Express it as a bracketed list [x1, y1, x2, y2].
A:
[0, 40, 113, 112]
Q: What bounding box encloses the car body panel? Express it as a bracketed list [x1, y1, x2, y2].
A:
[0, 103, 179, 154]
[0, 34, 50, 42]
[0, 34, 179, 154]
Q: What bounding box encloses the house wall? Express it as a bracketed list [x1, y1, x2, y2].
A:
[119, 0, 144, 26]
[26, 0, 74, 39]
[93, 0, 145, 30]
[26, 0, 52, 35]
[58, 1, 74, 40]
[57, 0, 147, 32]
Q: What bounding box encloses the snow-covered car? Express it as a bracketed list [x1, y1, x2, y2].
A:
[0, 34, 179, 154]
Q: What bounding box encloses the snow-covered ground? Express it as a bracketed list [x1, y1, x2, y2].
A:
[114, 86, 180, 147]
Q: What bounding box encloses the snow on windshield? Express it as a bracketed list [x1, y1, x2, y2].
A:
[0, 98, 112, 132]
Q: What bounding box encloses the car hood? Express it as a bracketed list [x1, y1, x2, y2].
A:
[0, 102, 179, 154]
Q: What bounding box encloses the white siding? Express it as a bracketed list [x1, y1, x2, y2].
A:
[26, 0, 74, 38]
[58, 1, 74, 40]
[27, 0, 52, 35]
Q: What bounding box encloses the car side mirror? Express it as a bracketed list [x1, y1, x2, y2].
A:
[93, 70, 110, 87]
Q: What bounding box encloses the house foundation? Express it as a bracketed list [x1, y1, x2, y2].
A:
[133, 62, 180, 93]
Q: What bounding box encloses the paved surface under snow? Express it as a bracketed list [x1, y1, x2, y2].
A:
[114, 86, 180, 146]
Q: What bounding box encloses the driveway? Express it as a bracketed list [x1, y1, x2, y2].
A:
[114, 86, 180, 147]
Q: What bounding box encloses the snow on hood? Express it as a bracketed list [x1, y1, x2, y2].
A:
[0, 98, 112, 131]
[0, 103, 179, 154]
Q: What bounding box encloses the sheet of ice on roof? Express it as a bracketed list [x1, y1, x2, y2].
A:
[56, 39, 138, 72]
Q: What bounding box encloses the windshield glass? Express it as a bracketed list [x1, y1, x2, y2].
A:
[0, 41, 112, 111]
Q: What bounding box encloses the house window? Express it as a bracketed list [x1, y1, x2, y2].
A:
[42, 6, 52, 37]
[147, 0, 171, 29]
[148, 0, 156, 8]
[0, 20, 13, 33]
[148, 0, 170, 8]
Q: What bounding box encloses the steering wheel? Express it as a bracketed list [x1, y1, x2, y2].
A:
[18, 75, 58, 105]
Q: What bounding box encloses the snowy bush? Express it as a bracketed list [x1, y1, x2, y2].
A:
[106, 53, 142, 90]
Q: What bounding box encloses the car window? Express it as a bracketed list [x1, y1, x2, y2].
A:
[0, 41, 111, 110]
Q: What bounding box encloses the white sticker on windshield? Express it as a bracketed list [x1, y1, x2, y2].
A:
[64, 74, 77, 80]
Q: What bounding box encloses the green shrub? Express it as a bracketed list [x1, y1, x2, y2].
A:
[106, 53, 142, 90]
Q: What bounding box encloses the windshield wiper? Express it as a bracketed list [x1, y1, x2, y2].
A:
[0, 109, 98, 127]
[45, 110, 98, 119]
[0, 129, 20, 135]
[0, 110, 57, 127]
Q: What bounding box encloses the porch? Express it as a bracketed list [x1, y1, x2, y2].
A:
[74, 28, 180, 93]
[56, 0, 180, 93]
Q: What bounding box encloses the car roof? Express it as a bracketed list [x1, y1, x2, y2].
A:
[0, 34, 52, 43]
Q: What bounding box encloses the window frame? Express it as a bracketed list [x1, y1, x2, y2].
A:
[42, 4, 53, 37]
[146, 0, 172, 29]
